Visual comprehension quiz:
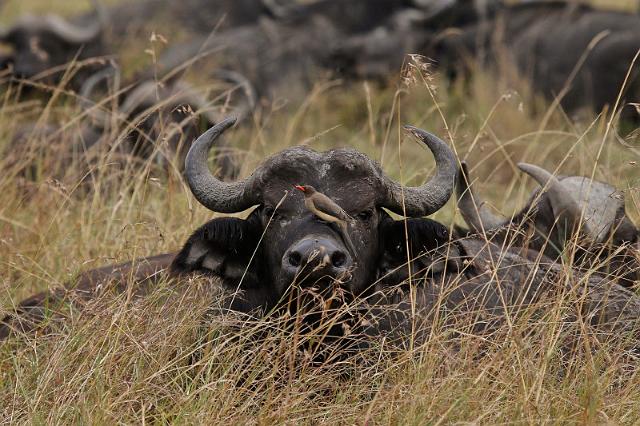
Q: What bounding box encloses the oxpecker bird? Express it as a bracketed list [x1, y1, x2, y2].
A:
[295, 184, 357, 255]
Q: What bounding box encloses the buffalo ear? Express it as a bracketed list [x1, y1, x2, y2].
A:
[376, 218, 458, 287]
[171, 215, 263, 289]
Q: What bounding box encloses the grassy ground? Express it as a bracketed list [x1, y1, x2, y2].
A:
[1, 0, 640, 423]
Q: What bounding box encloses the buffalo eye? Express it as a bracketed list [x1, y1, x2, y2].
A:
[263, 206, 284, 221]
[355, 209, 373, 221]
[436, 227, 448, 240]
[263, 206, 275, 217]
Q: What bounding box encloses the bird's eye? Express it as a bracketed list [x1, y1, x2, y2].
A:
[356, 209, 373, 221]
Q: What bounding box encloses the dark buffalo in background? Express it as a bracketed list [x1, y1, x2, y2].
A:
[0, 0, 450, 185]
[0, 0, 499, 98]
[2, 75, 247, 186]
[1, 0, 639, 119]
[0, 0, 279, 87]
[331, 1, 640, 123]
[437, 1, 640, 120]
[0, 0, 415, 91]
[0, 10, 105, 87]
[139, 0, 456, 99]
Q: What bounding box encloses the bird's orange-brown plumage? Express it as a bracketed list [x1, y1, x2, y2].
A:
[295, 185, 356, 254]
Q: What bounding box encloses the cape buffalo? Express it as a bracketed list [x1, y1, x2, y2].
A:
[149, 14, 347, 100]
[435, 1, 640, 118]
[456, 161, 640, 287]
[0, 7, 106, 87]
[0, 0, 419, 92]
[326, 0, 499, 80]
[1, 116, 459, 337]
[2, 118, 639, 353]
[361, 235, 640, 352]
[0, 0, 286, 89]
[2, 75, 249, 185]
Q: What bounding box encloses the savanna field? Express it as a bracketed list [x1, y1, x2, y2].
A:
[1, 0, 640, 423]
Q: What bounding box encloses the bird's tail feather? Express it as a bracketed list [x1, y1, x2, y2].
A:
[339, 222, 357, 256]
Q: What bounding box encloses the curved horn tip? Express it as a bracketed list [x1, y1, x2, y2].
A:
[517, 162, 547, 174]
[210, 116, 238, 133]
[192, 116, 237, 148]
[517, 162, 537, 174]
[517, 162, 557, 186]
[402, 124, 429, 138]
[377, 124, 458, 217]
[219, 116, 238, 126]
[402, 125, 452, 149]
[216, 117, 237, 137]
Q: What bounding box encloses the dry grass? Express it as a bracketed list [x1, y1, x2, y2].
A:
[1, 1, 640, 424]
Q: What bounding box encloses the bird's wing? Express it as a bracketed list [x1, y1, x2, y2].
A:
[314, 192, 352, 221]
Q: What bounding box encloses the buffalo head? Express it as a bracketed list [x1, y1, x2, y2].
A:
[0, 11, 104, 85]
[457, 162, 640, 286]
[171, 117, 458, 311]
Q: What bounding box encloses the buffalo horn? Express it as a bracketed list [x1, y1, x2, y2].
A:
[78, 65, 121, 126]
[185, 117, 260, 213]
[213, 69, 257, 122]
[119, 80, 222, 125]
[379, 126, 458, 217]
[456, 161, 503, 231]
[518, 163, 593, 236]
[186, 121, 458, 216]
[27, 14, 101, 44]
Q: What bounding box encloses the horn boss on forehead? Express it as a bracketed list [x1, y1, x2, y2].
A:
[184, 118, 458, 216]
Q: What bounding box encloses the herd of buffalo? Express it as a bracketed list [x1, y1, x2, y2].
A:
[1, 1, 639, 359]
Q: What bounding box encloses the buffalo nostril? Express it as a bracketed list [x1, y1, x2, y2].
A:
[331, 251, 347, 268]
[288, 252, 302, 268]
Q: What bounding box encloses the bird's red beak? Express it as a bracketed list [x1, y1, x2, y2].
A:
[294, 185, 306, 192]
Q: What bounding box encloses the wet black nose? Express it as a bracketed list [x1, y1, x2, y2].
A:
[282, 237, 353, 283]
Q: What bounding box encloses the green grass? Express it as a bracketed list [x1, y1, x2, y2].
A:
[0, 1, 640, 423]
